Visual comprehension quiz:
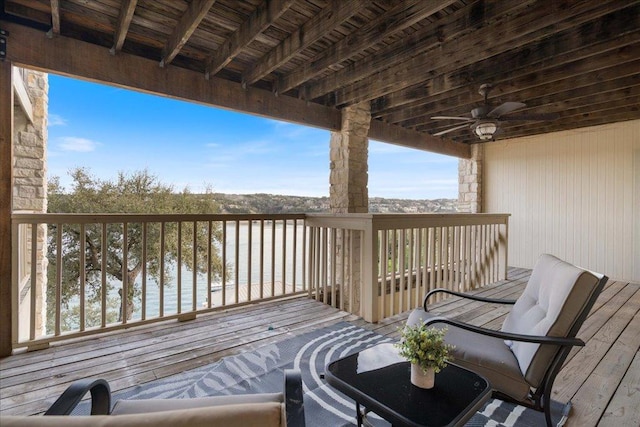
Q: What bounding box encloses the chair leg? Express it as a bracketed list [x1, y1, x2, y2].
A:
[542, 383, 553, 427]
[544, 402, 553, 427]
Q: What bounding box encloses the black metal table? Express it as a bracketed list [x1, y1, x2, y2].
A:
[325, 343, 491, 427]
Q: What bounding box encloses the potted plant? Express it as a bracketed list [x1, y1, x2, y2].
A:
[395, 322, 454, 389]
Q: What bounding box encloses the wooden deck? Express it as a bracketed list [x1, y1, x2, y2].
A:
[1, 267, 638, 426]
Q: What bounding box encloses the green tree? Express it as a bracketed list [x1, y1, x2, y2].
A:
[46, 168, 224, 331]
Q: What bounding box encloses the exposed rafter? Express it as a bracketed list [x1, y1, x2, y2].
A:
[241, 0, 367, 86]
[205, 0, 296, 79]
[110, 0, 138, 54]
[1, 0, 637, 146]
[160, 0, 217, 68]
[322, 0, 628, 107]
[49, 0, 60, 34]
[276, 0, 457, 95]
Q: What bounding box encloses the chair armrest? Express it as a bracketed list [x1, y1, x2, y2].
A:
[44, 378, 111, 415]
[284, 369, 305, 427]
[422, 317, 585, 347]
[423, 288, 517, 311]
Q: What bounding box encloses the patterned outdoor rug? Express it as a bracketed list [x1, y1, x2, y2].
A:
[76, 322, 570, 426]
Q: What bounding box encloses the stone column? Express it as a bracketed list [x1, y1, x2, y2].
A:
[329, 103, 370, 213]
[13, 68, 48, 340]
[329, 103, 371, 316]
[458, 144, 483, 213]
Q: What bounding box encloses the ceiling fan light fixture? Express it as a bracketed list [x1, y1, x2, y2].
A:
[474, 121, 497, 140]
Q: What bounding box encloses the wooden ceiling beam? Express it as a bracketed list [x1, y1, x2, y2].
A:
[368, 119, 470, 159]
[49, 0, 60, 34]
[1, 20, 471, 157]
[110, 0, 138, 54]
[415, 51, 640, 133]
[1, 20, 339, 130]
[373, 10, 640, 121]
[159, 0, 216, 67]
[241, 0, 367, 86]
[442, 89, 640, 144]
[302, 0, 534, 101]
[313, 0, 627, 105]
[205, 0, 295, 79]
[275, 0, 457, 95]
[396, 33, 640, 130]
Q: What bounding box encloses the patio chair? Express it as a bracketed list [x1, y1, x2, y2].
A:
[406, 253, 607, 427]
[1, 369, 305, 427]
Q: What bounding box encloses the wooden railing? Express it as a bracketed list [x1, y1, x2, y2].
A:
[305, 214, 510, 322]
[11, 212, 509, 350]
[11, 213, 306, 350]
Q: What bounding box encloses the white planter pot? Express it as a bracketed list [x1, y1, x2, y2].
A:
[410, 364, 435, 389]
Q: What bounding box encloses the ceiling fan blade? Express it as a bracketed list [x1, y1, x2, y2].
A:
[498, 113, 560, 121]
[487, 102, 527, 118]
[431, 116, 473, 121]
[433, 123, 471, 136]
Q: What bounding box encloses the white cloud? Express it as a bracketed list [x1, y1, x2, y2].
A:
[57, 137, 100, 152]
[48, 114, 67, 126]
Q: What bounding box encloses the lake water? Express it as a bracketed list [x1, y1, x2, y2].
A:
[131, 221, 306, 318]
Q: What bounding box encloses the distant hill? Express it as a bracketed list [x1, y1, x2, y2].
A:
[214, 193, 457, 214]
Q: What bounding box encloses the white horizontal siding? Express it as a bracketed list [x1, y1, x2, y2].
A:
[484, 119, 640, 282]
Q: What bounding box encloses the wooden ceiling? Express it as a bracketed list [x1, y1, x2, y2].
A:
[1, 0, 639, 157]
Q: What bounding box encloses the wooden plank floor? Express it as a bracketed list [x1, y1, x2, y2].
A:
[1, 268, 638, 426]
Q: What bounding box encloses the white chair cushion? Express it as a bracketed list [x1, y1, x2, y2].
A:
[501, 254, 600, 386]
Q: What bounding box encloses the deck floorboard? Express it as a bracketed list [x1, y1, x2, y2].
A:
[1, 268, 638, 426]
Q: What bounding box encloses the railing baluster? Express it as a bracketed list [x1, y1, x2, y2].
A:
[122, 222, 128, 323]
[79, 223, 85, 331]
[101, 223, 107, 327]
[247, 219, 252, 302]
[142, 222, 148, 319]
[206, 220, 212, 309]
[160, 222, 166, 317]
[234, 220, 240, 304]
[281, 219, 286, 296]
[29, 224, 37, 340]
[176, 222, 182, 314]
[259, 220, 264, 299]
[55, 223, 62, 336]
[192, 221, 197, 311]
[271, 221, 276, 298]
[221, 220, 226, 306]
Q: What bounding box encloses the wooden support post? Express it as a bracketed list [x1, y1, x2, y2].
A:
[0, 59, 14, 356]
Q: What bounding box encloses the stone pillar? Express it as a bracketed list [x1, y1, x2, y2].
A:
[13, 68, 48, 340]
[329, 103, 370, 213]
[329, 103, 371, 316]
[458, 144, 483, 213]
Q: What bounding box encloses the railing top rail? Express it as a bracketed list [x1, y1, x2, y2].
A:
[305, 213, 510, 229]
[12, 212, 307, 224]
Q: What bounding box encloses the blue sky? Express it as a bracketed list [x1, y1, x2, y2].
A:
[47, 74, 458, 199]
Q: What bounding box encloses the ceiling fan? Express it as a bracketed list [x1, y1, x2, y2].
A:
[431, 84, 558, 141]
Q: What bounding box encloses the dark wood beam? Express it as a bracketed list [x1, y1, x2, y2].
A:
[49, 0, 60, 34]
[302, 0, 534, 101]
[311, 0, 625, 104]
[416, 52, 640, 133]
[241, 0, 367, 86]
[2, 20, 339, 131]
[110, 0, 138, 54]
[368, 120, 470, 159]
[160, 0, 217, 67]
[275, 0, 456, 95]
[374, 7, 640, 121]
[205, 0, 296, 78]
[0, 59, 14, 357]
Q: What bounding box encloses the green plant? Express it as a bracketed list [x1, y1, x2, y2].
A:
[396, 322, 454, 373]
